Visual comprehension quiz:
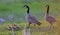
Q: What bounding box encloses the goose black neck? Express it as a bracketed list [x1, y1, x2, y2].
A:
[27, 7, 30, 13]
[47, 5, 49, 14]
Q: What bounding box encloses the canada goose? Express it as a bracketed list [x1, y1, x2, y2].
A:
[45, 4, 56, 29]
[24, 5, 41, 28]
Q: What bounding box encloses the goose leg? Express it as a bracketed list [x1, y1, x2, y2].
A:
[49, 23, 54, 31]
[27, 22, 31, 28]
[34, 24, 36, 26]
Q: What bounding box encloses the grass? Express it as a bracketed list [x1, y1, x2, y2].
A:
[0, 0, 60, 35]
[0, 19, 60, 35]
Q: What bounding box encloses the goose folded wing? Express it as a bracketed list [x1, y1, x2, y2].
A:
[28, 16, 39, 23]
[48, 16, 56, 22]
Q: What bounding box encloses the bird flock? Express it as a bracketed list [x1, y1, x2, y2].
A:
[0, 4, 56, 31]
[22, 4, 56, 35]
[24, 4, 56, 29]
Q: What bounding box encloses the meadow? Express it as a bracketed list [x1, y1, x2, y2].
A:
[0, 0, 60, 35]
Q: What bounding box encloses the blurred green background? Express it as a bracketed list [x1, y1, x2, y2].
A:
[0, 0, 60, 23]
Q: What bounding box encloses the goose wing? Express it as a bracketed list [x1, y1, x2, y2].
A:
[27, 15, 39, 23]
[46, 16, 56, 22]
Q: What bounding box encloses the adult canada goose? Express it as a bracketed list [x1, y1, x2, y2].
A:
[24, 5, 41, 28]
[45, 4, 56, 29]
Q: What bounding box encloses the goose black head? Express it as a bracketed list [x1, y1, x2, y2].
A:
[24, 5, 29, 8]
[46, 4, 49, 7]
[24, 5, 30, 13]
